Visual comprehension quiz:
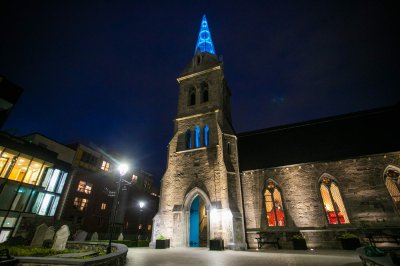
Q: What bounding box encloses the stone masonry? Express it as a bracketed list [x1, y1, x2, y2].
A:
[242, 151, 400, 249]
[150, 51, 246, 250]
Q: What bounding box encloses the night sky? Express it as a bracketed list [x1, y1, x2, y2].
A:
[1, 1, 399, 188]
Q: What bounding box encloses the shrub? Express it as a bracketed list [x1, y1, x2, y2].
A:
[292, 234, 305, 240]
[338, 232, 358, 239]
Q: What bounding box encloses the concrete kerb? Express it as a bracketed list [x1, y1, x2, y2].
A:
[15, 241, 128, 265]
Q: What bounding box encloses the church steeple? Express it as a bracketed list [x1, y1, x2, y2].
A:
[194, 15, 216, 55]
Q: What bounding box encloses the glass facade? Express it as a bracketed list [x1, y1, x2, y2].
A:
[0, 145, 68, 243]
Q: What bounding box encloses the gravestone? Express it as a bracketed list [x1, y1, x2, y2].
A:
[52, 225, 70, 250]
[44, 226, 55, 241]
[90, 232, 98, 241]
[42, 226, 55, 248]
[74, 230, 87, 241]
[118, 233, 124, 241]
[30, 223, 48, 247]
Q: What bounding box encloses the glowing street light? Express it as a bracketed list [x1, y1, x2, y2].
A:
[138, 201, 146, 241]
[107, 162, 129, 254]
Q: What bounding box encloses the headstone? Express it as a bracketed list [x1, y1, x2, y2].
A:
[42, 226, 55, 248]
[52, 225, 70, 250]
[118, 233, 124, 241]
[44, 226, 55, 241]
[74, 230, 87, 241]
[90, 232, 98, 241]
[31, 223, 48, 247]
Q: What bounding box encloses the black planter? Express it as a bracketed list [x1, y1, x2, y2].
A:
[156, 239, 170, 249]
[340, 238, 361, 250]
[210, 239, 224, 250]
[292, 239, 307, 250]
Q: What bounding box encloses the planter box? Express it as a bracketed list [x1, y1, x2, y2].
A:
[292, 239, 307, 250]
[340, 238, 361, 250]
[210, 239, 224, 250]
[156, 239, 170, 249]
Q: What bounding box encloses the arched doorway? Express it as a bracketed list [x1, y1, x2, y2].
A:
[189, 195, 207, 247]
[184, 187, 210, 248]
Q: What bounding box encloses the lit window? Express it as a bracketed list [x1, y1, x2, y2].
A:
[147, 224, 152, 231]
[20, 159, 44, 185]
[384, 167, 400, 212]
[0, 149, 19, 179]
[320, 176, 349, 225]
[38, 194, 55, 216]
[101, 160, 110, 172]
[194, 126, 201, 148]
[77, 181, 92, 194]
[264, 180, 285, 226]
[73, 197, 88, 211]
[101, 203, 107, 210]
[204, 125, 209, 147]
[7, 154, 31, 182]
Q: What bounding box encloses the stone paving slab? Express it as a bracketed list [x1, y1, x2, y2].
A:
[126, 247, 362, 266]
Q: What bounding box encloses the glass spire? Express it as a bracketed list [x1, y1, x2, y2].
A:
[194, 15, 216, 55]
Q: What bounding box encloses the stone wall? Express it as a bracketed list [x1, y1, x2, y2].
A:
[242, 151, 400, 249]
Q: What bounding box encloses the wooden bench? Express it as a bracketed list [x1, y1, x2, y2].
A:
[255, 232, 281, 249]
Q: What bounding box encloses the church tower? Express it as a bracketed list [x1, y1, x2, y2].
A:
[151, 15, 246, 250]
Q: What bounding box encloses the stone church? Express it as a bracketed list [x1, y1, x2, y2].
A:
[151, 15, 400, 250]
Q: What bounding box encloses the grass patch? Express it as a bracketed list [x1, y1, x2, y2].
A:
[0, 245, 79, 257]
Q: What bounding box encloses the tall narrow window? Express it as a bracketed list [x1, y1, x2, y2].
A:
[194, 126, 201, 148]
[189, 87, 196, 106]
[203, 125, 209, 147]
[201, 82, 209, 103]
[264, 180, 285, 227]
[185, 130, 192, 149]
[320, 176, 349, 224]
[227, 142, 231, 154]
[384, 167, 400, 212]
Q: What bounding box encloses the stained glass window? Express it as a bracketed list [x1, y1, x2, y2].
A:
[264, 181, 285, 227]
[204, 125, 209, 147]
[320, 176, 349, 225]
[384, 168, 400, 212]
[194, 126, 201, 148]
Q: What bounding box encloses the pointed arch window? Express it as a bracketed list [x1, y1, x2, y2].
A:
[194, 126, 201, 148]
[203, 125, 209, 147]
[264, 180, 285, 227]
[188, 87, 196, 106]
[185, 129, 192, 149]
[201, 82, 209, 103]
[320, 176, 349, 225]
[384, 167, 400, 212]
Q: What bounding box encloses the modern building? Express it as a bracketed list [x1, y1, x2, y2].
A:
[24, 136, 158, 240]
[0, 76, 23, 129]
[0, 132, 70, 243]
[151, 15, 400, 250]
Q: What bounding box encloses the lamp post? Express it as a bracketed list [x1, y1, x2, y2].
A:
[138, 201, 145, 241]
[107, 163, 129, 254]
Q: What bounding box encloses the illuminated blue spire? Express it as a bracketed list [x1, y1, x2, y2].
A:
[194, 15, 216, 55]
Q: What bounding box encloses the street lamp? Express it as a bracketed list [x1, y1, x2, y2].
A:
[138, 201, 146, 241]
[107, 163, 129, 254]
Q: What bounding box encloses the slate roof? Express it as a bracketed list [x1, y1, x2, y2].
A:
[237, 104, 400, 171]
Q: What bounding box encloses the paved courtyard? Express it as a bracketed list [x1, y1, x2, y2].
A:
[126, 247, 362, 266]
